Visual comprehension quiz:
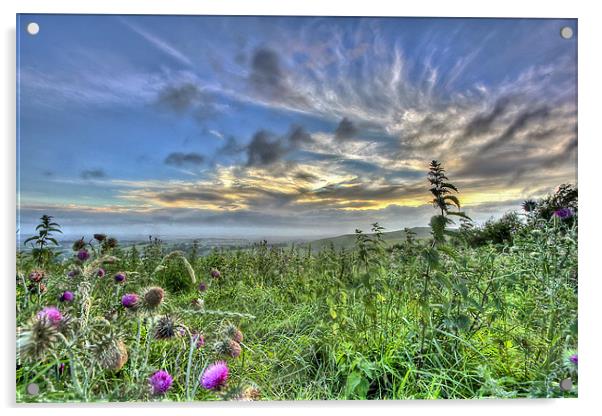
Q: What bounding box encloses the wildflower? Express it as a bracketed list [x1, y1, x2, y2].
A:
[57, 363, 66, 376]
[149, 370, 173, 395]
[77, 249, 90, 261]
[570, 354, 578, 366]
[93, 233, 106, 242]
[59, 291, 74, 302]
[36, 306, 62, 326]
[114, 272, 126, 283]
[96, 268, 106, 278]
[553, 208, 574, 219]
[72, 238, 86, 251]
[121, 293, 139, 309]
[198, 282, 207, 292]
[67, 269, 80, 278]
[201, 361, 229, 390]
[28, 270, 45, 283]
[143, 287, 165, 309]
[192, 332, 205, 349]
[210, 269, 221, 279]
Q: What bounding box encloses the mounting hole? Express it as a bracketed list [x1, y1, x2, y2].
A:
[560, 26, 573, 40]
[559, 377, 573, 391]
[26, 383, 39, 395]
[26, 22, 40, 36]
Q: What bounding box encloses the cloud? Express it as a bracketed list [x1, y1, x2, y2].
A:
[480, 106, 551, 153]
[156, 83, 221, 121]
[462, 96, 512, 138]
[287, 125, 313, 146]
[164, 152, 205, 167]
[246, 130, 286, 167]
[335, 117, 358, 140]
[80, 169, 107, 180]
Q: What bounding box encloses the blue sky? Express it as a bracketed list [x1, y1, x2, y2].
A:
[17, 15, 577, 239]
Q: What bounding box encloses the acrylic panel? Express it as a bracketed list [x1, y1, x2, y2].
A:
[16, 14, 578, 402]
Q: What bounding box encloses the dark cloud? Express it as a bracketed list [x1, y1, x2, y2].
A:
[157, 83, 220, 121]
[335, 117, 358, 140]
[294, 171, 320, 182]
[157, 83, 201, 113]
[250, 48, 285, 95]
[462, 97, 512, 139]
[481, 106, 550, 153]
[157, 190, 226, 203]
[164, 152, 205, 167]
[80, 169, 106, 180]
[287, 124, 313, 147]
[218, 136, 245, 156]
[246, 130, 287, 166]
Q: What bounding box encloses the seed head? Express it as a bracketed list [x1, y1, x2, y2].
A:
[72, 238, 86, 251]
[28, 270, 45, 283]
[143, 287, 165, 309]
[93, 233, 107, 242]
[101, 340, 129, 371]
[154, 315, 183, 340]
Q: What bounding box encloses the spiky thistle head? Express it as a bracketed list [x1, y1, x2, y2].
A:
[72, 237, 86, 251]
[200, 361, 229, 390]
[93, 233, 106, 242]
[28, 269, 45, 283]
[222, 323, 243, 343]
[154, 315, 183, 340]
[27, 282, 47, 294]
[210, 268, 221, 279]
[76, 249, 90, 262]
[114, 272, 126, 283]
[105, 237, 118, 249]
[522, 199, 538, 213]
[100, 339, 129, 371]
[213, 339, 242, 358]
[121, 293, 140, 310]
[59, 291, 74, 302]
[149, 370, 173, 395]
[142, 287, 165, 310]
[17, 319, 59, 362]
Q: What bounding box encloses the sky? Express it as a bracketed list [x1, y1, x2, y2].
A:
[17, 15, 577, 239]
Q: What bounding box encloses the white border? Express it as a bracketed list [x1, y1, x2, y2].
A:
[2, 1, 600, 415]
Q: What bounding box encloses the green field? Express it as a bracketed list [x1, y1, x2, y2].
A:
[16, 182, 578, 402]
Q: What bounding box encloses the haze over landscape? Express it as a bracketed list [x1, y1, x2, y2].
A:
[17, 16, 577, 240]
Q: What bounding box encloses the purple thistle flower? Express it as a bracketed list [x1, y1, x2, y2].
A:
[57, 363, 66, 375]
[121, 293, 139, 309]
[114, 272, 126, 283]
[200, 361, 229, 390]
[570, 354, 578, 366]
[553, 208, 574, 219]
[77, 249, 90, 261]
[96, 268, 106, 278]
[36, 306, 62, 325]
[210, 269, 221, 279]
[59, 291, 74, 302]
[148, 370, 173, 395]
[67, 269, 79, 278]
[192, 332, 205, 349]
[198, 282, 207, 292]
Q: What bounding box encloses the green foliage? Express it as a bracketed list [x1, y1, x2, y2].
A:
[23, 215, 62, 267]
[15, 183, 578, 402]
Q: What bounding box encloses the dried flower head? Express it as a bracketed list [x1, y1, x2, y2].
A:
[72, 238, 86, 251]
[94, 233, 107, 242]
[114, 272, 126, 283]
[213, 339, 242, 358]
[27, 282, 47, 294]
[28, 270, 45, 283]
[200, 361, 229, 390]
[105, 237, 118, 248]
[101, 340, 129, 371]
[154, 315, 183, 340]
[223, 323, 244, 343]
[149, 370, 173, 395]
[143, 287, 165, 309]
[17, 318, 59, 361]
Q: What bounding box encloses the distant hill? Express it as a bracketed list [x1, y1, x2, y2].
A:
[300, 227, 432, 252]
